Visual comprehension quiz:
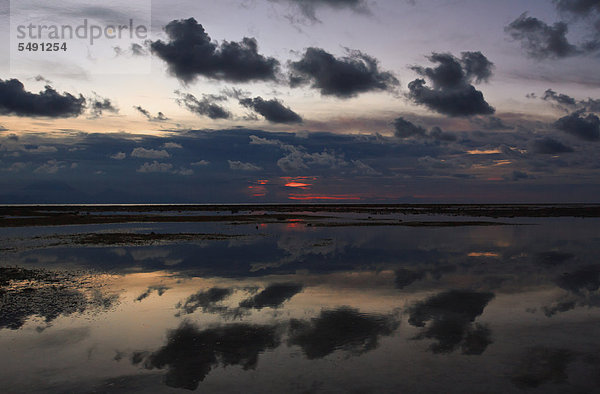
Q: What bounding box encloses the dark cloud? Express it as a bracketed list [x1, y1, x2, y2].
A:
[239, 97, 303, 124]
[531, 137, 574, 154]
[542, 265, 600, 317]
[272, 0, 370, 21]
[175, 91, 231, 119]
[407, 52, 495, 117]
[393, 117, 456, 141]
[511, 347, 575, 388]
[136, 321, 281, 390]
[287, 307, 400, 359]
[151, 18, 279, 83]
[88, 95, 118, 118]
[554, 0, 600, 17]
[542, 299, 579, 316]
[135, 285, 170, 302]
[470, 116, 514, 130]
[554, 110, 600, 141]
[428, 126, 458, 141]
[408, 290, 495, 354]
[538, 88, 600, 113]
[411, 52, 493, 89]
[555, 265, 600, 294]
[393, 117, 426, 138]
[0, 78, 86, 118]
[175, 287, 233, 315]
[134, 106, 169, 122]
[505, 13, 580, 59]
[542, 89, 577, 107]
[289, 47, 399, 98]
[580, 97, 600, 113]
[239, 282, 303, 310]
[460, 51, 494, 83]
[394, 268, 426, 289]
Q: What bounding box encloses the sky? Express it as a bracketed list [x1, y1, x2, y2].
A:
[0, 0, 600, 203]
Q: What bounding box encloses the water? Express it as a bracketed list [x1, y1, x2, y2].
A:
[1, 209, 599, 393]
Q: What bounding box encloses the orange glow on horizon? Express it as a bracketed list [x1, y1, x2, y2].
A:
[467, 149, 502, 155]
[248, 184, 267, 197]
[285, 182, 311, 188]
[468, 252, 499, 257]
[288, 194, 361, 201]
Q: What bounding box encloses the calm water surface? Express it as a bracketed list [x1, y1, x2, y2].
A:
[1, 211, 599, 393]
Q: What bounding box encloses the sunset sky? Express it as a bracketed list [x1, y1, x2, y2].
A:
[1, 0, 599, 203]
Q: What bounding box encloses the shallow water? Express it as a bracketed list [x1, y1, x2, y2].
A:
[1, 210, 599, 393]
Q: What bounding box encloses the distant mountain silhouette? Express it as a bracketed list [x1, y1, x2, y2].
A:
[0, 181, 195, 204]
[0, 181, 91, 204]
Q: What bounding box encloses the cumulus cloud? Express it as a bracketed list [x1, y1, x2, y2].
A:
[110, 152, 126, 160]
[408, 290, 495, 354]
[175, 168, 194, 176]
[228, 160, 262, 171]
[131, 147, 170, 159]
[134, 106, 169, 122]
[538, 89, 600, 113]
[176, 287, 233, 315]
[191, 160, 210, 166]
[393, 117, 426, 138]
[554, 110, 600, 141]
[288, 307, 400, 359]
[0, 78, 85, 117]
[134, 321, 280, 390]
[135, 285, 170, 302]
[239, 282, 303, 310]
[554, 0, 600, 36]
[505, 13, 579, 59]
[407, 52, 495, 117]
[239, 97, 302, 124]
[151, 18, 279, 83]
[506, 3, 600, 60]
[543, 265, 600, 317]
[542, 89, 577, 107]
[289, 47, 399, 98]
[393, 117, 456, 141]
[21, 145, 58, 154]
[555, 0, 600, 14]
[34, 160, 65, 174]
[162, 142, 183, 149]
[137, 161, 173, 173]
[249, 134, 348, 172]
[88, 94, 118, 118]
[175, 91, 231, 119]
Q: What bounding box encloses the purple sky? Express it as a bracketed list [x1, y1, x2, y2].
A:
[0, 0, 599, 203]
